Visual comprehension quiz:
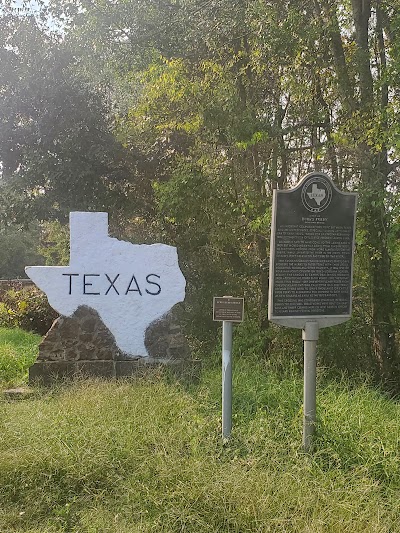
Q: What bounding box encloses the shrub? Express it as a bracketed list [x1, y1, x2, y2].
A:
[232, 312, 374, 379]
[0, 287, 58, 335]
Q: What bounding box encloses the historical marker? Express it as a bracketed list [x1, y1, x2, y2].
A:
[268, 172, 357, 452]
[269, 172, 357, 329]
[213, 297, 244, 323]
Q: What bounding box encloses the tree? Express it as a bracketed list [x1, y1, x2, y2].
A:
[5, 0, 400, 381]
[306, 0, 400, 385]
[0, 7, 145, 225]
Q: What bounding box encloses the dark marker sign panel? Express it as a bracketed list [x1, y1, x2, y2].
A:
[213, 297, 244, 322]
[268, 172, 357, 329]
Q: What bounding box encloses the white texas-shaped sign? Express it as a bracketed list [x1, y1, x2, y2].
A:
[25, 212, 186, 357]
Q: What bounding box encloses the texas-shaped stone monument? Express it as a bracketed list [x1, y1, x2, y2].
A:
[26, 212, 186, 357]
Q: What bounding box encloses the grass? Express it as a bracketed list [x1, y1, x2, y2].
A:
[0, 327, 40, 386]
[0, 330, 399, 531]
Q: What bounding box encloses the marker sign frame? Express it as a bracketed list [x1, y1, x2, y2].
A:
[268, 172, 357, 329]
[213, 297, 244, 323]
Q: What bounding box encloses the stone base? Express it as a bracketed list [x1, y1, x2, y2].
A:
[116, 359, 202, 382]
[29, 359, 201, 385]
[29, 304, 198, 385]
[29, 361, 76, 384]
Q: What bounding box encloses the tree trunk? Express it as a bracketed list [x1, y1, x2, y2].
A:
[359, 150, 399, 386]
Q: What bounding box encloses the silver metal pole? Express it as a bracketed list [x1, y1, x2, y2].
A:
[302, 321, 319, 452]
[222, 320, 233, 440]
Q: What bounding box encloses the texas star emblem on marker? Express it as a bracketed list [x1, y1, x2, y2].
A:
[25, 212, 186, 357]
[307, 183, 326, 206]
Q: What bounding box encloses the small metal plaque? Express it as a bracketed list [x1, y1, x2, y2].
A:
[213, 297, 244, 322]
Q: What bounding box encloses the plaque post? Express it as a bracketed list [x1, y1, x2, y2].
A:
[213, 295, 244, 440]
[302, 321, 319, 452]
[222, 319, 233, 440]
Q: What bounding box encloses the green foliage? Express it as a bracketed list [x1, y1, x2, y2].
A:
[0, 327, 39, 386]
[0, 287, 58, 335]
[0, 225, 44, 279]
[318, 315, 374, 376]
[233, 319, 273, 359]
[127, 53, 274, 341]
[0, 11, 138, 224]
[38, 221, 70, 266]
[0, 363, 399, 531]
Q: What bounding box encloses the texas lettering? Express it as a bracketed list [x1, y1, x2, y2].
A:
[62, 273, 162, 296]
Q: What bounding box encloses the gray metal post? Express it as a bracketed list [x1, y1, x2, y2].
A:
[302, 321, 319, 452]
[222, 320, 233, 440]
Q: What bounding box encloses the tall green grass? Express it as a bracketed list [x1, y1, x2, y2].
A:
[0, 328, 39, 386]
[1, 357, 399, 532]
